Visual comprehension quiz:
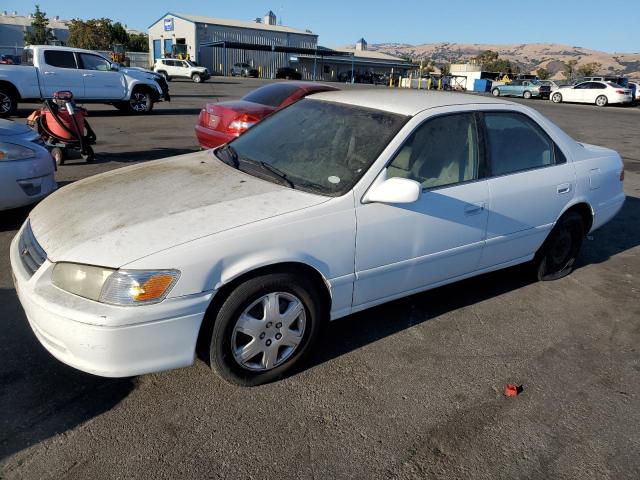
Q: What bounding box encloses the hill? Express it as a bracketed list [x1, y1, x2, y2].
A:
[365, 42, 640, 79]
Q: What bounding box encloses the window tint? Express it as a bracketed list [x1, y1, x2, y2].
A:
[387, 113, 478, 189]
[574, 83, 589, 89]
[79, 53, 110, 71]
[242, 83, 301, 107]
[226, 99, 407, 196]
[43, 50, 77, 69]
[180, 61, 188, 68]
[484, 112, 553, 176]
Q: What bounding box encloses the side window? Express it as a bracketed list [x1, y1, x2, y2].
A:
[387, 113, 479, 189]
[484, 112, 553, 176]
[594, 82, 606, 89]
[180, 61, 189, 68]
[43, 50, 77, 69]
[79, 53, 110, 71]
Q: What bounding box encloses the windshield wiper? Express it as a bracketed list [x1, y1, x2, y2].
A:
[216, 144, 239, 168]
[239, 158, 295, 189]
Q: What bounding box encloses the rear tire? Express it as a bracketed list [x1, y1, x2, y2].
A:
[0, 89, 17, 118]
[209, 272, 323, 386]
[492, 88, 501, 97]
[552, 92, 563, 103]
[595, 95, 608, 107]
[523, 90, 532, 99]
[533, 211, 584, 281]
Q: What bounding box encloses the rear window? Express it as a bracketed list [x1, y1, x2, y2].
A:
[44, 50, 77, 69]
[243, 83, 302, 107]
[607, 82, 622, 88]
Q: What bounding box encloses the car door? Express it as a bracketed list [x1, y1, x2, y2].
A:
[40, 50, 84, 98]
[179, 61, 190, 78]
[570, 82, 590, 102]
[479, 111, 575, 269]
[586, 82, 607, 103]
[77, 52, 126, 100]
[353, 112, 489, 307]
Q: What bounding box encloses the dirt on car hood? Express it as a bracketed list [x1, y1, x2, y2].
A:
[28, 150, 328, 267]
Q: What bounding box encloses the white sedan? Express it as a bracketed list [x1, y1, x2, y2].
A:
[11, 90, 625, 386]
[0, 119, 56, 211]
[552, 81, 633, 106]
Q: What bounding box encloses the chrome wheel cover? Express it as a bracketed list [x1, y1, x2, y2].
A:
[231, 292, 306, 371]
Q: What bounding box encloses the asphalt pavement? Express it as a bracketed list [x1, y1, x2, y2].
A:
[1, 79, 639, 479]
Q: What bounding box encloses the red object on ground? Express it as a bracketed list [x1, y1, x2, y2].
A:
[504, 384, 519, 397]
[44, 106, 87, 141]
[195, 81, 339, 149]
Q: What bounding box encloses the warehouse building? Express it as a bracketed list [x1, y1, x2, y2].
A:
[148, 11, 317, 78]
[148, 11, 412, 80]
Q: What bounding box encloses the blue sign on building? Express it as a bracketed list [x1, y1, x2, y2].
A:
[164, 18, 174, 31]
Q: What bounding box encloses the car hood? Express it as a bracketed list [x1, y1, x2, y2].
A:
[121, 67, 161, 81]
[28, 150, 328, 267]
[0, 119, 34, 137]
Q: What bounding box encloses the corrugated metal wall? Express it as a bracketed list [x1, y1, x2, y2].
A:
[195, 23, 317, 78]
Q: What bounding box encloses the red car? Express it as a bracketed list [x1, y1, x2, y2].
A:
[195, 81, 339, 149]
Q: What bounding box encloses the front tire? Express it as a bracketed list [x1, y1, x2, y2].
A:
[552, 92, 563, 103]
[533, 211, 584, 281]
[492, 88, 501, 97]
[209, 272, 323, 386]
[595, 95, 608, 107]
[192, 73, 202, 83]
[126, 89, 154, 114]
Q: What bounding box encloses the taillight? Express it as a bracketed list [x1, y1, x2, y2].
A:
[620, 168, 625, 182]
[616, 90, 626, 94]
[227, 113, 260, 135]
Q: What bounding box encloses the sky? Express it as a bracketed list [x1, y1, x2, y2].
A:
[4, 0, 637, 53]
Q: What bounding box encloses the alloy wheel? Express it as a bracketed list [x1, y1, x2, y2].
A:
[130, 92, 148, 112]
[0, 92, 12, 113]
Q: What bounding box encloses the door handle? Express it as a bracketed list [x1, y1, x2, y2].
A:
[83, 73, 94, 77]
[557, 183, 572, 194]
[464, 202, 485, 215]
[43, 71, 55, 75]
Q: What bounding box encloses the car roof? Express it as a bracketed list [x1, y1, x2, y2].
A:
[307, 89, 514, 116]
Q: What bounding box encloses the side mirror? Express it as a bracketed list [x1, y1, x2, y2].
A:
[110, 63, 120, 71]
[364, 176, 421, 204]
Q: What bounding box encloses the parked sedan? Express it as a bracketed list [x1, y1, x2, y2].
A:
[491, 79, 549, 99]
[195, 81, 339, 149]
[12, 91, 625, 386]
[551, 81, 633, 106]
[0, 119, 56, 211]
[230, 63, 259, 77]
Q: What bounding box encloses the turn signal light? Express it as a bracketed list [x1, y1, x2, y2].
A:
[131, 274, 176, 301]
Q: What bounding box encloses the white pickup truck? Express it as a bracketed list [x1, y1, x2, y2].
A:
[0, 45, 169, 117]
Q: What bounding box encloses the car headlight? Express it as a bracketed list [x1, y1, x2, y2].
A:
[51, 263, 180, 306]
[0, 142, 37, 161]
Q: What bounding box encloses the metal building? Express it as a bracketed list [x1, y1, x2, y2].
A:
[147, 12, 318, 78]
[0, 11, 70, 57]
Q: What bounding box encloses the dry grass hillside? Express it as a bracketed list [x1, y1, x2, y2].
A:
[367, 42, 640, 79]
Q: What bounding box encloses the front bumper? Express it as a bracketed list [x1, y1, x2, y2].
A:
[10, 225, 213, 377]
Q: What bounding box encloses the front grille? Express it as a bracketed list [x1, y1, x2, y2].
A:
[18, 221, 47, 277]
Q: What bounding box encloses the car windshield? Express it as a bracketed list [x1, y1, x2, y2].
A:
[218, 99, 408, 196]
[242, 83, 301, 107]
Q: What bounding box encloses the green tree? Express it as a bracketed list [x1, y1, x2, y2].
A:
[577, 62, 602, 77]
[24, 5, 54, 45]
[563, 59, 578, 80]
[536, 67, 550, 80]
[127, 33, 149, 52]
[474, 49, 513, 73]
